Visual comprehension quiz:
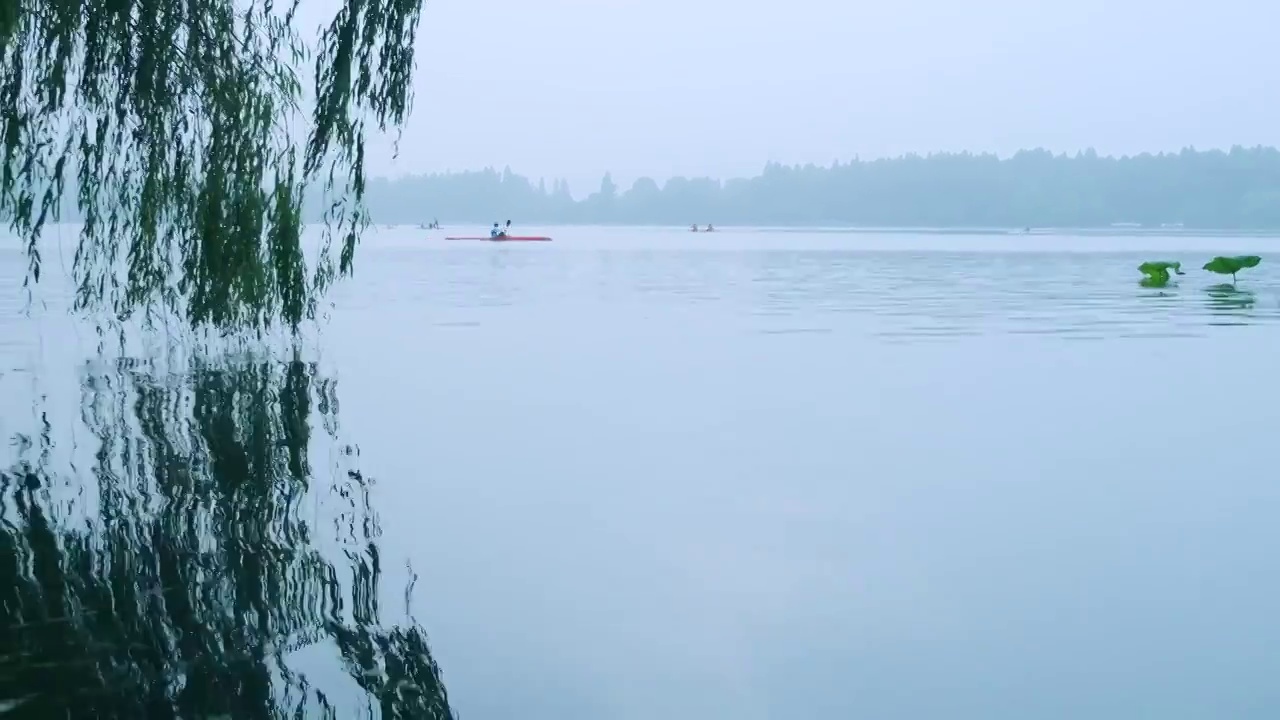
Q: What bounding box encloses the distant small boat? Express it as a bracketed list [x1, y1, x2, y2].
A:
[444, 235, 552, 242]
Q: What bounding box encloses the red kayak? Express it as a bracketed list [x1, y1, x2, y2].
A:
[444, 235, 552, 242]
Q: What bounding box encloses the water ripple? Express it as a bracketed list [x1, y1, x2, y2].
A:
[314, 245, 1280, 345]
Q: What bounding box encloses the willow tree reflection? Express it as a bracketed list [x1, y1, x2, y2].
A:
[0, 354, 452, 719]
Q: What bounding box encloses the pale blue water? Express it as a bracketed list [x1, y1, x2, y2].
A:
[4, 226, 1280, 718]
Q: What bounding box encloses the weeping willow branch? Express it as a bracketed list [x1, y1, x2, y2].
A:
[0, 0, 422, 332]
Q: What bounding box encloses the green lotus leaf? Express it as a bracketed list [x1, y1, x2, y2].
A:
[1139, 261, 1184, 277]
[1137, 260, 1183, 287]
[1203, 255, 1262, 282]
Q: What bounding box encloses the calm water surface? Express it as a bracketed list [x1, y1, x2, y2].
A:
[3, 226, 1280, 718]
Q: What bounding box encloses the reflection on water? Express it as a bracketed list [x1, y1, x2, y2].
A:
[340, 243, 1280, 343]
[0, 353, 453, 719]
[1203, 283, 1258, 328]
[6, 229, 1280, 718]
[1205, 283, 1257, 310]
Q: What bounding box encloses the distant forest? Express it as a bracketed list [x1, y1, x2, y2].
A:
[21, 147, 1280, 230]
[355, 146, 1280, 229]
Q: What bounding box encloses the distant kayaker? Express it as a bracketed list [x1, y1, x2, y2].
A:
[490, 222, 501, 238]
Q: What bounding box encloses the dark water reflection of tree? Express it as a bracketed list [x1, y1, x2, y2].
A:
[0, 354, 454, 719]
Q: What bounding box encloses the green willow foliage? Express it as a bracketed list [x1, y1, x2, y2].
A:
[0, 0, 421, 332]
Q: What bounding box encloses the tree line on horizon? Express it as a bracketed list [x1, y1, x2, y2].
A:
[26, 146, 1280, 230]
[353, 146, 1280, 229]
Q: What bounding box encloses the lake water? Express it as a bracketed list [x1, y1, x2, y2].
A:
[3, 225, 1280, 718]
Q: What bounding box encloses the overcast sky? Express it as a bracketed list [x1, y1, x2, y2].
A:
[331, 0, 1276, 192]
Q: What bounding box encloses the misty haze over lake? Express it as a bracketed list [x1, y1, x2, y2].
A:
[5, 0, 1279, 716]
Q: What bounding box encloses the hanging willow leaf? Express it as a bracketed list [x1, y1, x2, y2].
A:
[1, 0, 422, 332]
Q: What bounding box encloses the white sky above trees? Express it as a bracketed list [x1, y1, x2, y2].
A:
[298, 0, 1277, 195]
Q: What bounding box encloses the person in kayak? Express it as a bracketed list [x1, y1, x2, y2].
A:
[490, 222, 502, 238]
